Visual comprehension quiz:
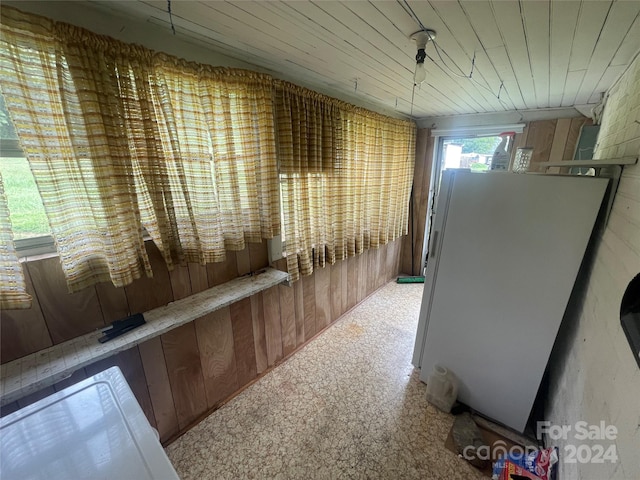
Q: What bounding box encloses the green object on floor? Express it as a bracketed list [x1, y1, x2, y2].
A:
[396, 276, 425, 284]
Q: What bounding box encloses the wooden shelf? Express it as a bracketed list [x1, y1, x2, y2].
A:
[0, 267, 289, 406]
[538, 157, 638, 169]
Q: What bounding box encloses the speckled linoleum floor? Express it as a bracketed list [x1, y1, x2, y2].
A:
[165, 281, 485, 480]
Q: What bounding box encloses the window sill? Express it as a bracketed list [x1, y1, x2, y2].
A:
[16, 235, 56, 260]
[0, 267, 290, 406]
[16, 233, 156, 261]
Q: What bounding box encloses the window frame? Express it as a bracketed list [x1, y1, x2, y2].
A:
[1, 141, 56, 257]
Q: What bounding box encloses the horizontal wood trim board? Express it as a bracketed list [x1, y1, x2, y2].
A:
[0, 266, 289, 407]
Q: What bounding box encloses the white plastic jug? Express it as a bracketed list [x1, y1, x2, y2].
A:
[425, 365, 458, 413]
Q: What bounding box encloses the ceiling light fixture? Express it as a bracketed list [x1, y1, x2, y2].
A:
[410, 29, 436, 86]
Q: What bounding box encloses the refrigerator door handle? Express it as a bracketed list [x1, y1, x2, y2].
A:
[430, 231, 439, 258]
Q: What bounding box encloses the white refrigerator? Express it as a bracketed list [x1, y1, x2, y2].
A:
[412, 170, 608, 433]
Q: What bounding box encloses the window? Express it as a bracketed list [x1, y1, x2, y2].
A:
[441, 135, 503, 172]
[420, 129, 521, 273]
[0, 95, 53, 253]
[433, 134, 514, 200]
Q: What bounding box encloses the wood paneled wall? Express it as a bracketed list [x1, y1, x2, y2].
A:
[0, 238, 403, 443]
[511, 117, 591, 172]
[401, 128, 435, 276]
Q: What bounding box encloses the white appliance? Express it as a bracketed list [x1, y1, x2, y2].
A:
[412, 170, 608, 432]
[0, 366, 179, 480]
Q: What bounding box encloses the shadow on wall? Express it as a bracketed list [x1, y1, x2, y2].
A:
[620, 273, 640, 369]
[532, 203, 608, 438]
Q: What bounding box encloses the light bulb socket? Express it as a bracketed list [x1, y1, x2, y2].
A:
[410, 29, 437, 49]
[416, 48, 426, 64]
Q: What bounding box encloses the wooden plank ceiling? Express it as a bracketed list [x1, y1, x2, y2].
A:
[90, 0, 640, 119]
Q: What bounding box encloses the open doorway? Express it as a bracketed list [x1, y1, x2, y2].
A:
[434, 135, 508, 195]
[419, 133, 513, 274]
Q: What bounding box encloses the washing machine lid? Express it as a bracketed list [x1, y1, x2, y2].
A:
[0, 366, 179, 480]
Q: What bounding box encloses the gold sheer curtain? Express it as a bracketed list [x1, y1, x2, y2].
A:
[196, 66, 280, 247]
[276, 81, 416, 282]
[0, 7, 279, 293]
[342, 109, 415, 249]
[0, 173, 31, 309]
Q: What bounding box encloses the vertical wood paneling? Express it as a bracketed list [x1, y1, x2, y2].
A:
[236, 247, 251, 276]
[401, 194, 415, 275]
[374, 248, 382, 293]
[387, 242, 396, 282]
[302, 274, 317, 341]
[207, 251, 239, 286]
[547, 118, 573, 173]
[330, 261, 343, 322]
[526, 119, 558, 171]
[95, 281, 130, 323]
[250, 293, 268, 374]
[414, 129, 435, 276]
[161, 323, 208, 430]
[402, 128, 426, 274]
[550, 118, 572, 159]
[293, 277, 305, 346]
[0, 264, 52, 363]
[262, 286, 283, 366]
[195, 308, 239, 408]
[314, 265, 331, 329]
[377, 245, 388, 289]
[563, 118, 589, 161]
[402, 129, 434, 276]
[346, 256, 358, 311]
[188, 263, 209, 294]
[169, 265, 192, 300]
[273, 258, 287, 273]
[366, 248, 378, 296]
[510, 118, 587, 174]
[138, 337, 179, 441]
[381, 244, 389, 283]
[120, 244, 179, 439]
[124, 242, 174, 313]
[389, 239, 402, 280]
[278, 284, 297, 356]
[27, 256, 105, 344]
[249, 241, 269, 271]
[356, 250, 368, 303]
[230, 298, 257, 386]
[340, 259, 348, 314]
